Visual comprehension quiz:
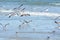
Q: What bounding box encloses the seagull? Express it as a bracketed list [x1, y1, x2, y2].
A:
[18, 20, 32, 29]
[18, 4, 23, 9]
[47, 36, 50, 40]
[13, 4, 23, 10]
[0, 23, 9, 31]
[55, 21, 58, 24]
[21, 8, 25, 11]
[52, 30, 55, 33]
[8, 12, 16, 18]
[45, 8, 48, 12]
[55, 21, 60, 24]
[20, 14, 30, 17]
[23, 20, 32, 24]
[3, 23, 9, 31]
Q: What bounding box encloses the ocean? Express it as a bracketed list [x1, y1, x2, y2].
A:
[0, 1, 60, 40]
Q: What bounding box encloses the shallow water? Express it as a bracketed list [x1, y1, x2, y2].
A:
[0, 1, 60, 40]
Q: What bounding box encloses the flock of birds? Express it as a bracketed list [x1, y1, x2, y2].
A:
[0, 4, 60, 40]
[0, 4, 32, 32]
[7, 4, 30, 18]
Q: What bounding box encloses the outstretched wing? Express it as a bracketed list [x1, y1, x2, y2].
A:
[13, 4, 23, 10]
[5, 23, 10, 27]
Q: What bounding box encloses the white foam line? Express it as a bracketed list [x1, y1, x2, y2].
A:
[0, 10, 13, 13]
[50, 3, 60, 5]
[21, 11, 60, 17]
[0, 9, 60, 17]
